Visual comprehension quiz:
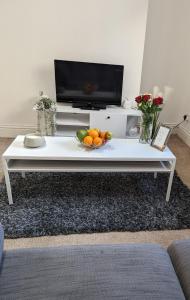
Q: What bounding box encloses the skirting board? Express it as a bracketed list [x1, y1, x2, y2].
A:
[0, 125, 36, 138]
[177, 125, 190, 148]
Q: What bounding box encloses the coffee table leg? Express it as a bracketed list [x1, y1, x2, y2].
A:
[154, 172, 157, 179]
[21, 172, 25, 178]
[166, 159, 176, 202]
[2, 158, 13, 205]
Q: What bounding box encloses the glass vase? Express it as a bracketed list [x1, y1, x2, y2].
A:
[139, 113, 153, 144]
[152, 112, 160, 139]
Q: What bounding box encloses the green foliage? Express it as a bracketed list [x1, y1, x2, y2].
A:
[33, 95, 56, 112]
[138, 101, 162, 114]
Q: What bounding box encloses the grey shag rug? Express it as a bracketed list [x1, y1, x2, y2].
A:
[0, 172, 190, 238]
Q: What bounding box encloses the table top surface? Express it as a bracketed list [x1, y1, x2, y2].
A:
[2, 135, 176, 161]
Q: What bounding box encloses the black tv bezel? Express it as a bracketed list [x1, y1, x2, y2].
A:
[54, 59, 124, 107]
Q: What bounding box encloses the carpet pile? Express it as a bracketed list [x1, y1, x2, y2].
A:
[0, 172, 190, 238]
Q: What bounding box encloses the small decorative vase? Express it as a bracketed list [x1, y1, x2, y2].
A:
[44, 111, 56, 136]
[37, 111, 46, 136]
[139, 113, 153, 144]
[37, 111, 56, 136]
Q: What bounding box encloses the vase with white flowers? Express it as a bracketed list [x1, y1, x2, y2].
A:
[135, 94, 163, 144]
[33, 92, 56, 136]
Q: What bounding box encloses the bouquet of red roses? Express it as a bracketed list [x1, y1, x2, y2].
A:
[135, 94, 163, 111]
[135, 94, 163, 142]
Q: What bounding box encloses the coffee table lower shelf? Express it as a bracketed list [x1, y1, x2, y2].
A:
[7, 159, 173, 173]
[2, 158, 176, 204]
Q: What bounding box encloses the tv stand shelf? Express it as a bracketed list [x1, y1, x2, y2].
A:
[55, 103, 141, 138]
[56, 112, 89, 127]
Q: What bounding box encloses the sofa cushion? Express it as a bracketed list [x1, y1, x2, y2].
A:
[0, 244, 185, 300]
[168, 239, 190, 300]
[0, 224, 4, 266]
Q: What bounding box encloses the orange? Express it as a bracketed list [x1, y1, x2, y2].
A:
[93, 137, 103, 147]
[100, 131, 106, 139]
[83, 135, 93, 146]
[88, 129, 99, 139]
[94, 128, 100, 134]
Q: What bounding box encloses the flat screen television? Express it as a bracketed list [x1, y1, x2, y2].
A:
[54, 60, 124, 110]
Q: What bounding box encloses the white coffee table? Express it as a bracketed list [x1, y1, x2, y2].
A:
[2, 136, 176, 205]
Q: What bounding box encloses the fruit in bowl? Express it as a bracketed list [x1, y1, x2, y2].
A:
[76, 128, 112, 149]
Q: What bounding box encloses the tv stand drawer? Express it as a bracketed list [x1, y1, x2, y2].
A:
[90, 112, 127, 138]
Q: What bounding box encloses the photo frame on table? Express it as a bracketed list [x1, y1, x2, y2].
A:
[151, 124, 172, 151]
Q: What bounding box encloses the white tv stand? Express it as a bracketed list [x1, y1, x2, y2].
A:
[56, 103, 141, 138]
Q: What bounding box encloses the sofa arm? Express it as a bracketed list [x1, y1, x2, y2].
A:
[168, 239, 190, 299]
[0, 224, 4, 265]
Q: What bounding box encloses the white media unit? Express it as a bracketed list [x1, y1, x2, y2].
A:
[56, 103, 141, 138]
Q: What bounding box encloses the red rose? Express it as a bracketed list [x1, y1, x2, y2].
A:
[153, 97, 163, 106]
[135, 95, 142, 103]
[142, 94, 151, 102]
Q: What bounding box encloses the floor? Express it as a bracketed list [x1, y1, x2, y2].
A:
[1, 135, 190, 250]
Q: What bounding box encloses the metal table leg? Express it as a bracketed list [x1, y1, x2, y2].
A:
[2, 158, 13, 205]
[166, 159, 176, 202]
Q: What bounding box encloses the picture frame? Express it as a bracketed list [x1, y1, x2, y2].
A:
[151, 124, 172, 151]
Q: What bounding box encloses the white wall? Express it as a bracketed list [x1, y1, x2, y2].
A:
[0, 0, 148, 137]
[141, 0, 190, 146]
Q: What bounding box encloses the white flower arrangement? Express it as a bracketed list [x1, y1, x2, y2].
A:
[33, 94, 56, 112]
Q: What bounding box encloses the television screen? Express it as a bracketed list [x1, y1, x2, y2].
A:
[54, 60, 124, 108]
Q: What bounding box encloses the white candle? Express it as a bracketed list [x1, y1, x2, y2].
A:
[158, 92, 163, 97]
[153, 86, 160, 97]
[164, 86, 173, 103]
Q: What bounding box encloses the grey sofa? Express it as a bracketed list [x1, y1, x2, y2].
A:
[0, 225, 189, 300]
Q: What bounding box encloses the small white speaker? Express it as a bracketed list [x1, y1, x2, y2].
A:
[24, 133, 46, 148]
